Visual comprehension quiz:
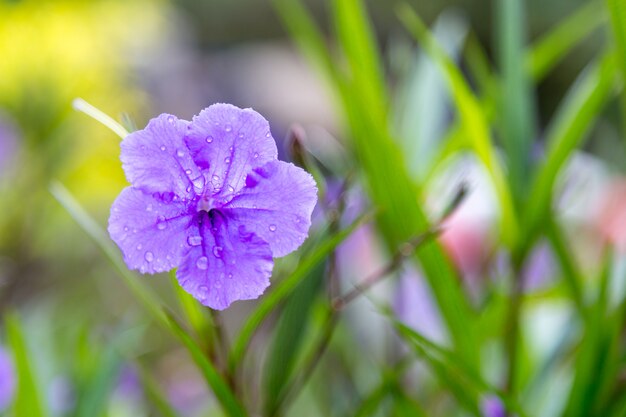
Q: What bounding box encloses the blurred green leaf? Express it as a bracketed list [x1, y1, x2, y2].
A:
[562, 253, 616, 417]
[165, 311, 247, 417]
[6, 313, 46, 417]
[526, 0, 606, 81]
[229, 212, 370, 372]
[496, 0, 535, 202]
[606, 0, 626, 144]
[397, 3, 519, 247]
[391, 316, 528, 417]
[137, 364, 181, 417]
[50, 181, 169, 328]
[169, 271, 215, 355]
[74, 346, 122, 417]
[262, 260, 326, 416]
[546, 218, 586, 317]
[277, 0, 479, 369]
[522, 54, 616, 245]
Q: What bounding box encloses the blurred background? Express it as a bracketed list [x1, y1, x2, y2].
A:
[1, 0, 624, 416]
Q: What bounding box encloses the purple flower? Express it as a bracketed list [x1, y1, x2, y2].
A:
[0, 347, 15, 411]
[481, 395, 506, 417]
[109, 104, 317, 309]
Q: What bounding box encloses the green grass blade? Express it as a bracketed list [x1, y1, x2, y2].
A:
[397, 4, 519, 247]
[545, 217, 586, 317]
[165, 311, 247, 417]
[526, 0, 606, 81]
[262, 261, 326, 415]
[272, 0, 337, 86]
[229, 212, 370, 372]
[496, 0, 535, 202]
[332, 0, 388, 120]
[277, 0, 479, 368]
[74, 346, 122, 417]
[6, 313, 46, 417]
[50, 181, 169, 328]
[606, 0, 626, 145]
[137, 364, 182, 417]
[522, 54, 616, 243]
[392, 318, 528, 417]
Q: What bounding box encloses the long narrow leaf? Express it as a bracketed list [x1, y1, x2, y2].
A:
[522, 54, 616, 244]
[229, 212, 370, 371]
[6, 314, 46, 417]
[50, 181, 168, 327]
[165, 311, 247, 417]
[397, 4, 519, 247]
[526, 0, 606, 81]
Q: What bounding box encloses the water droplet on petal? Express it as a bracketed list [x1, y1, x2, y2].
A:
[213, 246, 223, 258]
[157, 216, 167, 230]
[265, 131, 271, 138]
[215, 281, 222, 289]
[136, 244, 143, 250]
[224, 157, 231, 164]
[123, 226, 129, 232]
[187, 236, 202, 246]
[192, 175, 205, 191]
[177, 149, 185, 157]
[227, 273, 233, 279]
[228, 146, 234, 152]
[225, 124, 232, 132]
[144, 251, 154, 262]
[269, 224, 277, 232]
[206, 135, 213, 143]
[146, 204, 153, 212]
[160, 145, 166, 151]
[199, 285, 209, 298]
[167, 115, 175, 124]
[227, 185, 235, 193]
[196, 256, 208, 270]
[253, 152, 259, 159]
[185, 169, 192, 175]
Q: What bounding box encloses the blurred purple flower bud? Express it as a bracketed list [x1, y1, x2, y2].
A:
[0, 347, 15, 411]
[481, 395, 506, 417]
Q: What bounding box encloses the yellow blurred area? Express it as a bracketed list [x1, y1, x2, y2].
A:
[0, 0, 168, 205]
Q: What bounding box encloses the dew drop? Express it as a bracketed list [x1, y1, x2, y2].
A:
[187, 235, 202, 246]
[186, 185, 192, 193]
[176, 149, 185, 157]
[185, 169, 192, 175]
[123, 226, 129, 232]
[136, 244, 143, 250]
[167, 115, 175, 124]
[224, 157, 231, 164]
[157, 216, 167, 230]
[253, 152, 259, 159]
[238, 132, 244, 139]
[228, 146, 234, 152]
[192, 175, 205, 191]
[206, 135, 213, 143]
[160, 145, 166, 151]
[213, 246, 223, 258]
[144, 251, 154, 262]
[146, 204, 153, 212]
[269, 224, 277, 232]
[227, 273, 233, 279]
[227, 185, 235, 193]
[196, 256, 208, 270]
[225, 124, 232, 132]
[199, 285, 209, 297]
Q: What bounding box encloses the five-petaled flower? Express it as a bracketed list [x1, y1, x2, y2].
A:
[108, 104, 317, 309]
